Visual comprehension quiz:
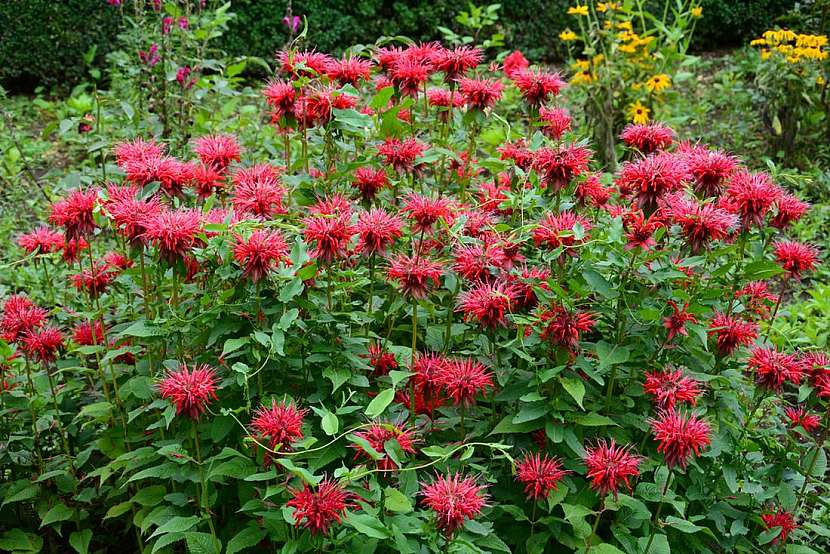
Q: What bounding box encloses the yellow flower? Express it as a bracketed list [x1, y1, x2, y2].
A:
[597, 2, 619, 12]
[571, 69, 594, 85]
[760, 49, 771, 61]
[568, 5, 589, 16]
[750, 38, 767, 47]
[560, 30, 578, 42]
[619, 42, 638, 54]
[572, 59, 590, 71]
[627, 101, 650, 124]
[645, 73, 671, 93]
[691, 6, 702, 18]
[817, 75, 826, 86]
[616, 21, 633, 31]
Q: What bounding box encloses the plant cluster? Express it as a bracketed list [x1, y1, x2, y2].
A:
[1, 2, 830, 554]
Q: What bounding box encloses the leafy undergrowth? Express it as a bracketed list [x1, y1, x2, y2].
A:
[1, 42, 829, 554]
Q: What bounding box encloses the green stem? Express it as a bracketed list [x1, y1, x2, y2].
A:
[410, 297, 418, 423]
[644, 470, 673, 554]
[192, 421, 218, 546]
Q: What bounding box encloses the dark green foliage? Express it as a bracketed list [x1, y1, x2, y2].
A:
[693, 0, 795, 49]
[0, 0, 120, 92]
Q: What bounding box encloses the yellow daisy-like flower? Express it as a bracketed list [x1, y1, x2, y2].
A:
[627, 101, 650, 124]
[691, 6, 702, 18]
[571, 69, 594, 85]
[616, 21, 633, 31]
[760, 49, 772, 61]
[597, 2, 619, 12]
[560, 30, 578, 42]
[568, 5, 589, 16]
[619, 42, 638, 54]
[645, 73, 671, 93]
[572, 59, 591, 71]
[817, 75, 826, 86]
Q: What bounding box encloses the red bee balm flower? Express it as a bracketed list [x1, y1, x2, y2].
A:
[583, 440, 641, 498]
[231, 164, 287, 218]
[515, 452, 571, 500]
[539, 106, 572, 140]
[619, 123, 674, 155]
[783, 406, 821, 433]
[683, 147, 736, 198]
[49, 188, 99, 240]
[71, 262, 116, 297]
[643, 369, 702, 410]
[356, 209, 403, 255]
[436, 357, 494, 406]
[250, 399, 307, 456]
[457, 281, 514, 328]
[707, 311, 758, 356]
[433, 46, 483, 81]
[18, 227, 63, 255]
[747, 346, 803, 391]
[511, 69, 565, 106]
[192, 134, 241, 172]
[377, 138, 426, 174]
[532, 211, 591, 252]
[386, 254, 443, 299]
[537, 304, 595, 351]
[649, 409, 711, 469]
[402, 194, 454, 233]
[458, 77, 503, 110]
[234, 229, 291, 282]
[72, 320, 105, 346]
[421, 473, 488, 536]
[352, 423, 416, 471]
[286, 479, 352, 536]
[771, 193, 809, 229]
[1, 296, 47, 342]
[327, 56, 373, 86]
[774, 240, 819, 279]
[502, 50, 529, 78]
[22, 327, 64, 364]
[663, 300, 698, 341]
[761, 508, 797, 545]
[157, 363, 218, 419]
[532, 144, 591, 191]
[351, 167, 389, 201]
[366, 343, 398, 376]
[302, 214, 355, 263]
[143, 209, 204, 265]
[721, 170, 782, 229]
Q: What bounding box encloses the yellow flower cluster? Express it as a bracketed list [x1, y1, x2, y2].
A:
[570, 59, 594, 84]
[597, 2, 620, 12]
[560, 29, 578, 42]
[627, 101, 650, 124]
[567, 4, 589, 16]
[617, 30, 654, 55]
[752, 29, 829, 64]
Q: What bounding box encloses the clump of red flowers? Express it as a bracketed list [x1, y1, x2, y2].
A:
[583, 440, 641, 498]
[515, 452, 570, 500]
[250, 399, 307, 462]
[286, 479, 352, 535]
[761, 507, 797, 545]
[157, 363, 218, 419]
[352, 422, 416, 471]
[234, 229, 291, 282]
[421, 473, 488, 536]
[649, 409, 711, 469]
[643, 368, 702, 409]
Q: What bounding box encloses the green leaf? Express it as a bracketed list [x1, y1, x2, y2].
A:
[489, 414, 542, 434]
[75, 401, 112, 421]
[40, 502, 74, 527]
[583, 269, 618, 299]
[184, 532, 220, 554]
[278, 278, 304, 302]
[69, 529, 93, 554]
[276, 458, 320, 485]
[0, 529, 43, 553]
[560, 377, 585, 409]
[104, 501, 133, 520]
[344, 511, 392, 539]
[222, 337, 250, 357]
[573, 412, 617, 426]
[370, 86, 395, 110]
[226, 527, 267, 554]
[365, 388, 395, 419]
[638, 533, 670, 554]
[592, 545, 625, 554]
[226, 61, 247, 77]
[321, 411, 339, 436]
[132, 485, 166, 507]
[120, 320, 165, 337]
[664, 515, 704, 533]
[149, 515, 201, 538]
[383, 487, 413, 513]
[2, 481, 38, 506]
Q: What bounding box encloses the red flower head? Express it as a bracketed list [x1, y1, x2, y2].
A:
[747, 346, 803, 391]
[157, 363, 218, 419]
[663, 193, 737, 252]
[532, 144, 591, 191]
[452, 243, 504, 283]
[708, 311, 758, 356]
[103, 251, 134, 270]
[1, 296, 47, 342]
[478, 177, 512, 214]
[234, 229, 291, 282]
[250, 399, 307, 457]
[511, 69, 565, 106]
[583, 440, 641, 498]
[377, 138, 426, 174]
[375, 46, 406, 73]
[761, 508, 797, 545]
[276, 50, 334, 77]
[402, 194, 453, 233]
[498, 140, 534, 171]
[683, 147, 737, 198]
[721, 170, 782, 229]
[263, 79, 297, 121]
[114, 137, 165, 168]
[72, 320, 105, 346]
[366, 343, 398, 376]
[771, 193, 809, 229]
[309, 194, 353, 218]
[507, 266, 550, 311]
[389, 57, 430, 97]
[356, 209, 403, 255]
[412, 351, 449, 393]
[21, 326, 64, 364]
[617, 152, 687, 212]
[650, 409, 711, 470]
[576, 174, 612, 208]
[773, 240, 819, 279]
[662, 301, 698, 342]
[71, 262, 115, 297]
[18, 227, 63, 255]
[436, 357, 494, 406]
[231, 164, 287, 219]
[502, 50, 530, 78]
[302, 214, 355, 263]
[802, 351, 830, 392]
[644, 368, 702, 410]
[192, 134, 241, 173]
[623, 209, 663, 251]
[351, 167, 389, 201]
[49, 188, 99, 240]
[421, 473, 488, 536]
[515, 452, 571, 500]
[189, 163, 226, 199]
[143, 209, 204, 265]
[532, 211, 591, 252]
[457, 280, 515, 329]
[735, 281, 778, 316]
[327, 56, 373, 86]
[352, 423, 417, 471]
[427, 88, 465, 120]
[386, 254, 443, 299]
[619, 123, 674, 155]
[104, 185, 163, 245]
[433, 46, 483, 82]
[59, 237, 90, 264]
[458, 77, 503, 110]
[286, 479, 352, 535]
[539, 106, 572, 140]
[537, 304, 595, 351]
[783, 406, 821, 433]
